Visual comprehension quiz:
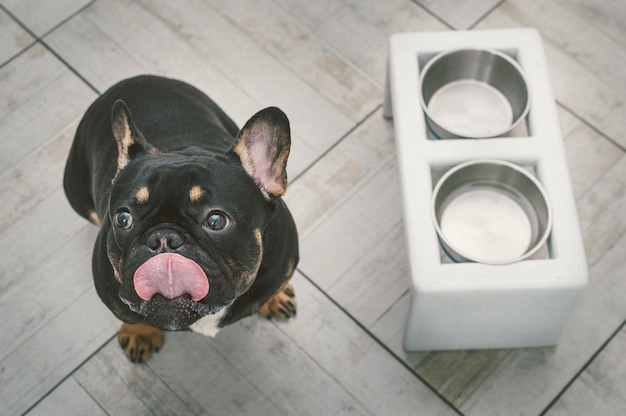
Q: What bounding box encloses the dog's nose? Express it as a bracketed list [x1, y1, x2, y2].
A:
[147, 229, 184, 252]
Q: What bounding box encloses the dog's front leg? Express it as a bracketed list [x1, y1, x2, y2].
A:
[117, 323, 164, 363]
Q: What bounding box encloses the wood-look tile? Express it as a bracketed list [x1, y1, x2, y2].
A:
[1, 270, 117, 415]
[547, 41, 626, 149]
[44, 1, 256, 117]
[290, 105, 514, 406]
[369, 291, 430, 368]
[416, 349, 511, 408]
[327, 223, 409, 327]
[546, 326, 626, 415]
[476, 1, 626, 148]
[0, 8, 34, 65]
[0, 43, 95, 175]
[558, 0, 626, 48]
[74, 340, 199, 415]
[0, 43, 64, 120]
[576, 154, 626, 266]
[278, 272, 459, 415]
[43, 12, 144, 93]
[2, 0, 92, 36]
[0, 181, 76, 278]
[0, 192, 93, 356]
[341, 0, 448, 34]
[370, 291, 411, 347]
[27, 377, 107, 416]
[2, 0, 624, 414]
[274, 0, 446, 83]
[135, 0, 353, 152]
[73, 271, 459, 415]
[298, 159, 404, 289]
[45, 0, 358, 177]
[353, 241, 513, 409]
[0, 40, 95, 290]
[493, 1, 626, 89]
[206, 0, 381, 123]
[0, 56, 115, 407]
[413, 0, 502, 29]
[147, 330, 293, 416]
[460, 231, 626, 415]
[194, 302, 374, 416]
[289, 109, 402, 291]
[0, 122, 78, 233]
[284, 109, 396, 236]
[563, 122, 623, 200]
[556, 105, 583, 138]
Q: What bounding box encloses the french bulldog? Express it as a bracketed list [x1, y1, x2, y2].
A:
[64, 75, 299, 362]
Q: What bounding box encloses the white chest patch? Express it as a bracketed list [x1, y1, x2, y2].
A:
[190, 307, 228, 337]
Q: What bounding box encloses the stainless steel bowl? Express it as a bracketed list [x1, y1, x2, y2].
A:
[432, 159, 552, 264]
[420, 48, 530, 139]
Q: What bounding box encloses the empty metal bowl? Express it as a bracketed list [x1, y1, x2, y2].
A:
[420, 48, 530, 139]
[432, 159, 552, 264]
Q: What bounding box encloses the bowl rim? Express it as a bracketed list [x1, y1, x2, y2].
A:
[431, 159, 553, 264]
[419, 48, 531, 139]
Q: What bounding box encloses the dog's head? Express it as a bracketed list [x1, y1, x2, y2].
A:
[105, 100, 291, 330]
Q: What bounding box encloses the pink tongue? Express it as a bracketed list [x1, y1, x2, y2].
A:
[133, 253, 209, 301]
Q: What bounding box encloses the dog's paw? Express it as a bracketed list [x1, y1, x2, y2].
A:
[257, 283, 297, 320]
[118, 323, 164, 363]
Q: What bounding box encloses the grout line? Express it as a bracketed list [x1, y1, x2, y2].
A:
[19, 316, 118, 415]
[269, 0, 384, 89]
[407, 0, 454, 30]
[0, 42, 38, 72]
[557, 100, 626, 153]
[0, 0, 98, 40]
[73, 377, 112, 416]
[0, 4, 37, 71]
[268, 320, 376, 415]
[468, 0, 505, 30]
[409, 0, 504, 31]
[0, 1, 101, 95]
[22, 288, 117, 415]
[40, 0, 100, 39]
[539, 318, 626, 415]
[290, 103, 383, 185]
[296, 267, 465, 416]
[39, 38, 101, 95]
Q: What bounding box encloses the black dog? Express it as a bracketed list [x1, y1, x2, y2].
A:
[64, 75, 298, 362]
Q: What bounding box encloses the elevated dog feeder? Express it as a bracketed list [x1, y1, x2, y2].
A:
[384, 29, 587, 350]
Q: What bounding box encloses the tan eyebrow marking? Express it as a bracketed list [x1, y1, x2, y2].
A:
[135, 186, 149, 204]
[189, 185, 204, 202]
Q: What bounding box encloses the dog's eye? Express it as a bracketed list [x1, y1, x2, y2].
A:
[114, 209, 134, 230]
[204, 211, 229, 231]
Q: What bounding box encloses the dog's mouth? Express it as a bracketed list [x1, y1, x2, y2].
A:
[123, 294, 224, 330]
[121, 253, 219, 330]
[133, 252, 209, 301]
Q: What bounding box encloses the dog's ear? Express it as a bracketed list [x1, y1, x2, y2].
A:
[111, 99, 156, 178]
[232, 107, 291, 197]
